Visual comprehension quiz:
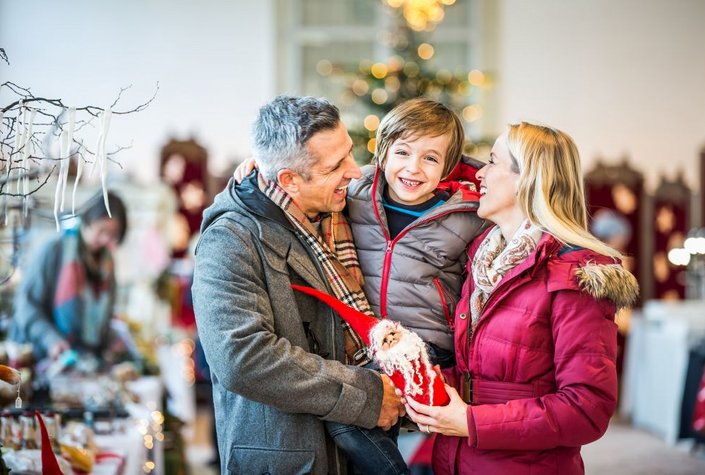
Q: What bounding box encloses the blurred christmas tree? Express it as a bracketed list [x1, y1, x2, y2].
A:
[318, 0, 491, 163]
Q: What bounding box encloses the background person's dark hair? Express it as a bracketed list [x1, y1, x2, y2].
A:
[80, 191, 128, 244]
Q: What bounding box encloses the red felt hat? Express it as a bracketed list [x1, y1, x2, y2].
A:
[291, 285, 379, 346]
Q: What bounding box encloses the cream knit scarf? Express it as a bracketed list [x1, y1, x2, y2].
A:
[470, 220, 544, 329]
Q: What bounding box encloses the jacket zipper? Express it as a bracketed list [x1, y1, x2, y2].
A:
[467, 265, 528, 364]
[433, 277, 454, 331]
[376, 211, 471, 318]
[380, 240, 393, 318]
[465, 244, 555, 367]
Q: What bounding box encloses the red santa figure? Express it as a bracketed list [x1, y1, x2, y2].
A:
[292, 285, 450, 406]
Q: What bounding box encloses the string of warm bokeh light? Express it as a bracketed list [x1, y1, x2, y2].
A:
[384, 0, 457, 32]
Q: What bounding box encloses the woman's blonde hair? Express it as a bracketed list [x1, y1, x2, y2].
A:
[507, 122, 621, 258]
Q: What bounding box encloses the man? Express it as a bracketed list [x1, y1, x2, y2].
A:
[193, 95, 404, 474]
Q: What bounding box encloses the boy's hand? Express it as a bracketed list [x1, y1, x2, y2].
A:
[233, 157, 257, 183]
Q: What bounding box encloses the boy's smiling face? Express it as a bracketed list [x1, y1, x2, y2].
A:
[383, 132, 450, 206]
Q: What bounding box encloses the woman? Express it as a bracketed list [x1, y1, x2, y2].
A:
[10, 191, 128, 362]
[404, 122, 638, 474]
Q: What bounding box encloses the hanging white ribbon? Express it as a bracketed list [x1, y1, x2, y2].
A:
[9, 103, 25, 193]
[17, 108, 30, 196]
[21, 109, 37, 217]
[53, 107, 76, 230]
[59, 107, 75, 213]
[96, 108, 112, 217]
[72, 138, 84, 216]
[0, 110, 5, 225]
[54, 129, 69, 231]
[18, 108, 30, 194]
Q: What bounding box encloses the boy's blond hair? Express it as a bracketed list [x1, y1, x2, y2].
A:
[374, 98, 465, 178]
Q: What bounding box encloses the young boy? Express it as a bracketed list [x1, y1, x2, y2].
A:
[346, 97, 483, 366]
[330, 98, 485, 474]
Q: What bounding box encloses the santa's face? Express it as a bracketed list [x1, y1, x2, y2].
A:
[373, 322, 426, 368]
[381, 329, 401, 351]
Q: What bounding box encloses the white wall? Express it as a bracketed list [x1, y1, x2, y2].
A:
[3, 0, 704, 191]
[0, 0, 276, 183]
[497, 0, 705, 190]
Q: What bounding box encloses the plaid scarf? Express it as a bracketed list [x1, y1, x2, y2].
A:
[54, 228, 114, 350]
[470, 220, 544, 330]
[257, 173, 372, 365]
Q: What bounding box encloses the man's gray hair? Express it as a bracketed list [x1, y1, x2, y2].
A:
[251, 95, 341, 181]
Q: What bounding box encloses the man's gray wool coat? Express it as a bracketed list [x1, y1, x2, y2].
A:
[192, 174, 383, 474]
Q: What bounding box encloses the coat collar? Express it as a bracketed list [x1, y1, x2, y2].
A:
[233, 175, 328, 289]
[234, 173, 295, 233]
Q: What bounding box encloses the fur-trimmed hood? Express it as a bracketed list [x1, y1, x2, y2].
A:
[533, 233, 640, 311]
[468, 226, 641, 312]
[575, 262, 639, 309]
[544, 247, 639, 310]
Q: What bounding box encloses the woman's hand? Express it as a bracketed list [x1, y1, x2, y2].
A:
[233, 158, 257, 183]
[404, 383, 470, 437]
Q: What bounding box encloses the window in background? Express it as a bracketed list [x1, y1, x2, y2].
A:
[276, 0, 497, 162]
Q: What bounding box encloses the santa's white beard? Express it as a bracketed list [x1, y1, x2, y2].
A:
[371, 322, 436, 401]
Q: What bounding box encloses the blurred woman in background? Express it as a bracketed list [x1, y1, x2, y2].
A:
[10, 191, 128, 363]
